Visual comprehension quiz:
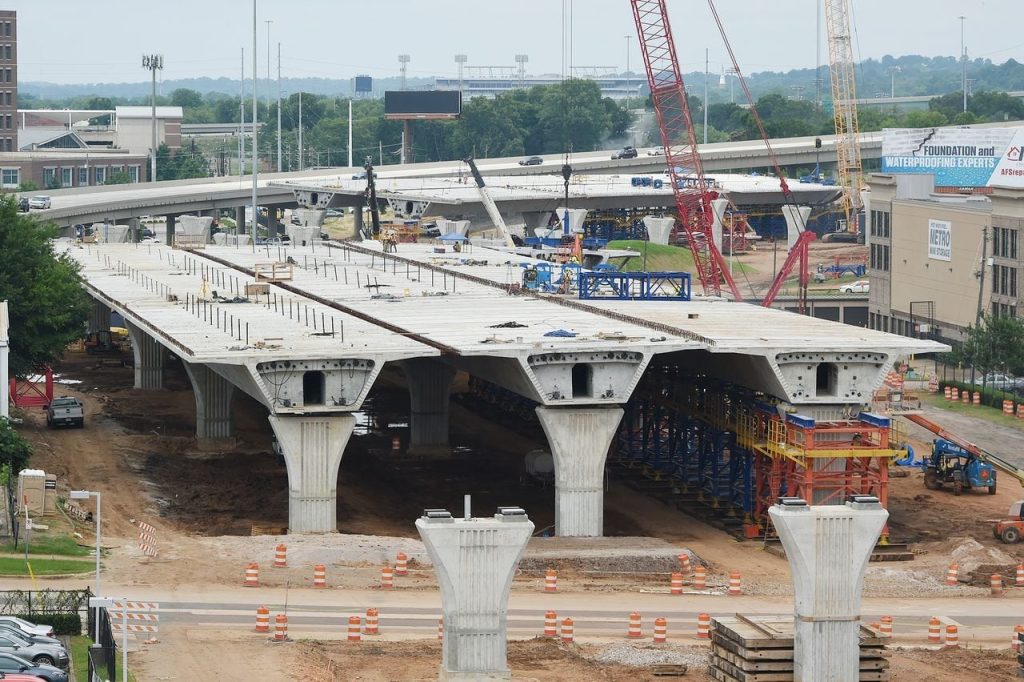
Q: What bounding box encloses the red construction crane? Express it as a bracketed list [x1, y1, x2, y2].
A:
[705, 0, 815, 313]
[630, 0, 741, 300]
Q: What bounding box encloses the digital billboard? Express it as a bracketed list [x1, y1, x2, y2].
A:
[881, 127, 1024, 189]
[354, 75, 373, 94]
[384, 91, 462, 120]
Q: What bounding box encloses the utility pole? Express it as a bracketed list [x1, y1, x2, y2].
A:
[142, 54, 163, 182]
[239, 48, 244, 176]
[298, 90, 303, 170]
[959, 15, 967, 113]
[277, 42, 282, 172]
[624, 36, 630, 104]
[347, 99, 353, 169]
[703, 47, 709, 145]
[815, 0, 822, 110]
[251, 0, 258, 238]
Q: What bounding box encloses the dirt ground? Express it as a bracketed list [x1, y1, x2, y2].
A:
[730, 239, 867, 291]
[12, 348, 1024, 679]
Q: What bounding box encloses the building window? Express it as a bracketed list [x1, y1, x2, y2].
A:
[61, 167, 72, 187]
[4, 91, 10, 106]
[993, 264, 1019, 297]
[3, 23, 10, 38]
[128, 166, 140, 183]
[42, 167, 57, 187]
[994, 302, 1018, 319]
[870, 243, 890, 271]
[78, 167, 89, 186]
[993, 226, 1018, 259]
[0, 167, 17, 188]
[4, 45, 10, 60]
[94, 166, 106, 184]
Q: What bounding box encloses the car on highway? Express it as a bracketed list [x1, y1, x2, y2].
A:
[351, 170, 377, 180]
[0, 652, 68, 682]
[27, 196, 51, 210]
[0, 630, 68, 669]
[518, 155, 544, 166]
[839, 279, 869, 294]
[0, 618, 53, 640]
[646, 148, 664, 156]
[611, 146, 638, 160]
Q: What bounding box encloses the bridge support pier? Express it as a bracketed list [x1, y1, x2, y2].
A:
[125, 322, 165, 390]
[535, 406, 624, 537]
[269, 414, 355, 534]
[183, 362, 235, 439]
[166, 214, 177, 246]
[235, 206, 246, 234]
[403, 358, 456, 455]
[88, 300, 111, 334]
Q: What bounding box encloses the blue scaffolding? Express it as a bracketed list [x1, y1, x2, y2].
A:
[578, 271, 691, 300]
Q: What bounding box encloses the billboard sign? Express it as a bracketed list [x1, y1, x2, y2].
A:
[881, 127, 1024, 189]
[928, 219, 952, 261]
[384, 91, 462, 119]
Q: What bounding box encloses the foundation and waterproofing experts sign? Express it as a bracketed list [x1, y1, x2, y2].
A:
[928, 219, 952, 261]
[881, 127, 1024, 189]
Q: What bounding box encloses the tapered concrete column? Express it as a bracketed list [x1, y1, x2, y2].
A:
[782, 204, 812, 250]
[124, 322, 165, 390]
[416, 508, 534, 681]
[182, 362, 236, 439]
[769, 497, 888, 682]
[235, 206, 246, 234]
[88, 300, 111, 334]
[536, 406, 624, 537]
[402, 358, 456, 454]
[268, 414, 355, 534]
[128, 217, 141, 243]
[353, 202, 364, 237]
[166, 214, 177, 246]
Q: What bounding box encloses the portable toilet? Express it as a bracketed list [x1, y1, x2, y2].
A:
[17, 469, 46, 515]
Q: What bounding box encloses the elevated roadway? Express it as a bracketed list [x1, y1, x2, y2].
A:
[65, 239, 941, 538]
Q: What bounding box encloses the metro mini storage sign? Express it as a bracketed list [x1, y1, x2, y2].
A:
[881, 127, 1024, 189]
[928, 219, 952, 261]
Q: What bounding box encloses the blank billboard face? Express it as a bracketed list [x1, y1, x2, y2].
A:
[354, 75, 373, 93]
[384, 91, 462, 119]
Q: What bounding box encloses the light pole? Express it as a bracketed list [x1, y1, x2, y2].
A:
[703, 47, 709, 145]
[398, 54, 410, 91]
[623, 35, 630, 105]
[958, 15, 967, 113]
[889, 66, 901, 99]
[141, 54, 163, 182]
[454, 54, 467, 94]
[69, 490, 101, 641]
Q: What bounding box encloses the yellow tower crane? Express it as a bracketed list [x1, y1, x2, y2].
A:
[824, 0, 864, 236]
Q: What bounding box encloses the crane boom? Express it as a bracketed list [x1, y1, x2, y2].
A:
[630, 0, 741, 300]
[902, 413, 1024, 488]
[824, 0, 865, 233]
[464, 157, 516, 249]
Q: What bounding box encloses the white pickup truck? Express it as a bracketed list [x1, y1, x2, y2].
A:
[46, 396, 84, 428]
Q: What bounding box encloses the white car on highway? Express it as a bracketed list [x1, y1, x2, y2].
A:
[28, 195, 52, 209]
[839, 279, 870, 294]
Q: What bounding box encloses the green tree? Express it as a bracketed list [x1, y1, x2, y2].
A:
[170, 88, 203, 109]
[17, 181, 38, 192]
[0, 418, 32, 474]
[104, 170, 133, 185]
[0, 198, 91, 376]
[960, 313, 1024, 379]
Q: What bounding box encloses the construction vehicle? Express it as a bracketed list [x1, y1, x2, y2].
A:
[463, 157, 516, 249]
[923, 438, 998, 495]
[84, 329, 130, 355]
[994, 500, 1023, 544]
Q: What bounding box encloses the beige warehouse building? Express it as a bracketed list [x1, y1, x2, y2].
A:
[867, 173, 1024, 344]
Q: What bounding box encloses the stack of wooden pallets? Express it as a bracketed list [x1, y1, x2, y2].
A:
[710, 615, 890, 682]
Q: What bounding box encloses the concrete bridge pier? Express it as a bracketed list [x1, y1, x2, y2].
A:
[235, 206, 246, 234]
[535, 406, 624, 537]
[182, 362, 235, 439]
[268, 413, 355, 534]
[166, 214, 177, 246]
[88, 300, 111, 334]
[124, 322, 165, 390]
[402, 358, 456, 455]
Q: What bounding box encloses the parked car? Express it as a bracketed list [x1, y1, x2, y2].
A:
[0, 618, 53, 639]
[27, 196, 51, 210]
[970, 372, 1019, 391]
[45, 397, 84, 429]
[16, 197, 29, 212]
[0, 626, 60, 647]
[839, 279, 869, 294]
[611, 146, 638, 160]
[0, 672, 60, 682]
[518, 155, 544, 166]
[0, 631, 68, 669]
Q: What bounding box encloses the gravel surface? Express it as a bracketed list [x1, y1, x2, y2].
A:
[588, 642, 709, 669]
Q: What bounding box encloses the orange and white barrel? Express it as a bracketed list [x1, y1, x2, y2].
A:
[946, 563, 959, 586]
[945, 624, 959, 648]
[728, 571, 742, 596]
[1004, 400, 1015, 416]
[255, 606, 270, 633]
[391, 436, 400, 451]
[313, 564, 327, 588]
[951, 387, 960, 401]
[1016, 563, 1024, 587]
[879, 616, 893, 636]
[973, 391, 981, 406]
[244, 563, 259, 587]
[544, 568, 558, 593]
[274, 614, 288, 642]
[561, 617, 574, 644]
[544, 611, 558, 637]
[395, 552, 409, 576]
[962, 391, 970, 404]
[627, 612, 643, 639]
[437, 617, 444, 641]
[273, 544, 287, 568]
[991, 573, 1004, 596]
[653, 617, 667, 644]
[364, 608, 379, 635]
[696, 613, 711, 640]
[670, 572, 684, 595]
[928, 617, 942, 643]
[1012, 625, 1024, 652]
[347, 615, 362, 642]
[677, 553, 691, 574]
[381, 566, 394, 589]
[944, 386, 952, 400]
[693, 566, 707, 590]
[1018, 404, 1024, 420]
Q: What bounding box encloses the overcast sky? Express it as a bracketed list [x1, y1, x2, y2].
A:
[9, 0, 1023, 84]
